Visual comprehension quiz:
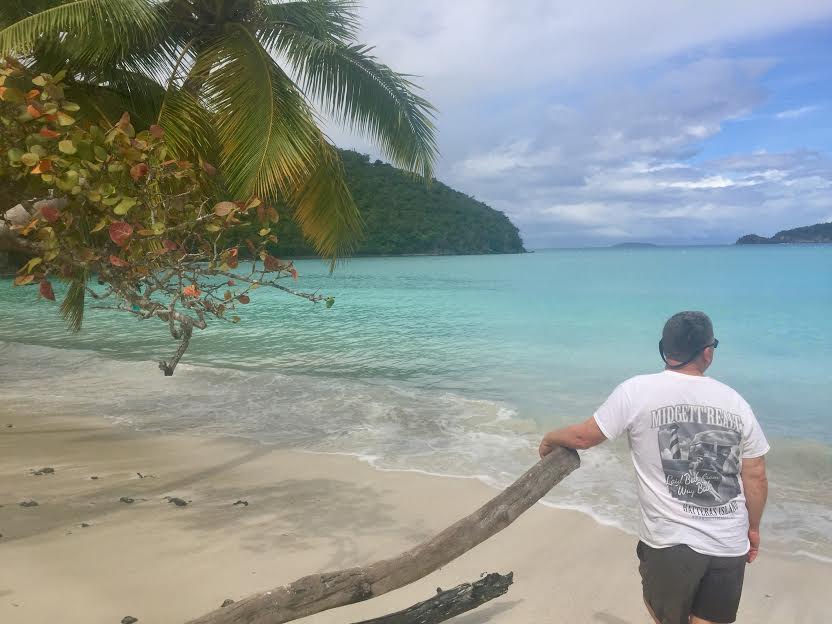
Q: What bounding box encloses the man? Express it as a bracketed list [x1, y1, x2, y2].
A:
[539, 311, 769, 624]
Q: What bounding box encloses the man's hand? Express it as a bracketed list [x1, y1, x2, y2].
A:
[539, 435, 556, 458]
[747, 528, 760, 563]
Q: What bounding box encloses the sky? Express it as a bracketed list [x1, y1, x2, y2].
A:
[325, 0, 832, 248]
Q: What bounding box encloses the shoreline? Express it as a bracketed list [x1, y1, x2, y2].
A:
[1, 409, 829, 623]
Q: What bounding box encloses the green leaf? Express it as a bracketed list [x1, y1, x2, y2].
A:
[213, 201, 236, 217]
[32, 75, 47, 87]
[58, 139, 77, 155]
[20, 152, 38, 166]
[113, 197, 137, 215]
[56, 111, 75, 126]
[21, 257, 42, 274]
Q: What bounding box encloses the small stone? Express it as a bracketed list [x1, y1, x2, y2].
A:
[6, 424, 13, 428]
[80, 523, 90, 528]
[32, 467, 55, 476]
[119, 497, 135, 504]
[164, 496, 188, 507]
[121, 617, 138, 624]
[90, 476, 99, 480]
[232, 500, 249, 507]
[19, 500, 39, 507]
[220, 599, 235, 608]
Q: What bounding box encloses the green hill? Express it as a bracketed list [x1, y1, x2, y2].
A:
[272, 150, 526, 256]
[736, 221, 832, 245]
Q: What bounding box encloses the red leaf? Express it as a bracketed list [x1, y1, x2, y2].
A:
[39, 279, 55, 301]
[263, 254, 280, 272]
[31, 159, 52, 175]
[40, 203, 60, 223]
[149, 124, 164, 138]
[130, 163, 149, 182]
[182, 284, 200, 297]
[237, 294, 250, 304]
[228, 248, 238, 257]
[109, 221, 133, 247]
[26, 104, 42, 118]
[227, 256, 239, 269]
[39, 127, 60, 139]
[109, 255, 129, 268]
[162, 239, 178, 252]
[289, 267, 298, 281]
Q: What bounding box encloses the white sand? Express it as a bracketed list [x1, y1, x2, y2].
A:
[0, 410, 828, 623]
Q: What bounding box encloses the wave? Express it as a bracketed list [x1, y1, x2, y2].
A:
[1, 340, 829, 563]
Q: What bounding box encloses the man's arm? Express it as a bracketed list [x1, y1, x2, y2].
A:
[741, 455, 768, 563]
[539, 417, 607, 457]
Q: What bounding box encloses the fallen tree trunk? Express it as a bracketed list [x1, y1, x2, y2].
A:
[187, 447, 579, 624]
[351, 572, 514, 624]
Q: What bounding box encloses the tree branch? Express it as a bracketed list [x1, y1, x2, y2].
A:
[351, 572, 514, 624]
[186, 447, 580, 624]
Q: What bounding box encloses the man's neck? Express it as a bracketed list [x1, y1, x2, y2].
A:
[665, 365, 705, 377]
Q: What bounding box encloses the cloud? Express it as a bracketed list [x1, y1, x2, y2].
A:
[774, 105, 820, 119]
[324, 1, 832, 247]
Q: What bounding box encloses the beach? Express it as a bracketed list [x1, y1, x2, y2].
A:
[1, 409, 827, 624]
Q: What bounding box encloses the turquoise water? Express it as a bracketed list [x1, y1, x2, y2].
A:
[1, 246, 830, 559]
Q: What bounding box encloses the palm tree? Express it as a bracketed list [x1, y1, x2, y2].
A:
[0, 0, 438, 258]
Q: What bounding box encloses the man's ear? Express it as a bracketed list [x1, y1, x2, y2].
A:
[702, 346, 714, 369]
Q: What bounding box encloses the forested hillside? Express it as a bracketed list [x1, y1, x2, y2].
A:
[273, 151, 526, 256]
[736, 221, 832, 244]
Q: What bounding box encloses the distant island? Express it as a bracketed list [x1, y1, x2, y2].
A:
[736, 221, 832, 245]
[271, 150, 526, 256]
[611, 242, 658, 249]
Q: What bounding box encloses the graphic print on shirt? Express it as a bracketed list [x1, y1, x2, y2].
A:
[651, 404, 743, 516]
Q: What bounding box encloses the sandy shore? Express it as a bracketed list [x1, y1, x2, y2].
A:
[0, 410, 828, 624]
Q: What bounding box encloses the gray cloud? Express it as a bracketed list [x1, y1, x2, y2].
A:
[325, 1, 832, 247]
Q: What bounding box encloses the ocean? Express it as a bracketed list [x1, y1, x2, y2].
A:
[1, 245, 829, 561]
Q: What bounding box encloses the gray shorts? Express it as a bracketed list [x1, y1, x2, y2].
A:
[637, 541, 746, 624]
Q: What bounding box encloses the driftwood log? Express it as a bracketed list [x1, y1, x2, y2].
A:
[352, 572, 514, 624]
[187, 446, 579, 624]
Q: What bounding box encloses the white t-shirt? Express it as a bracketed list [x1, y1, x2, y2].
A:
[593, 370, 770, 557]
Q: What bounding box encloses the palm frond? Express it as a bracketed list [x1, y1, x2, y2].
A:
[0, 0, 164, 60]
[261, 24, 438, 179]
[157, 84, 218, 164]
[290, 139, 362, 261]
[67, 70, 166, 128]
[262, 0, 360, 42]
[60, 275, 87, 333]
[202, 23, 361, 257]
